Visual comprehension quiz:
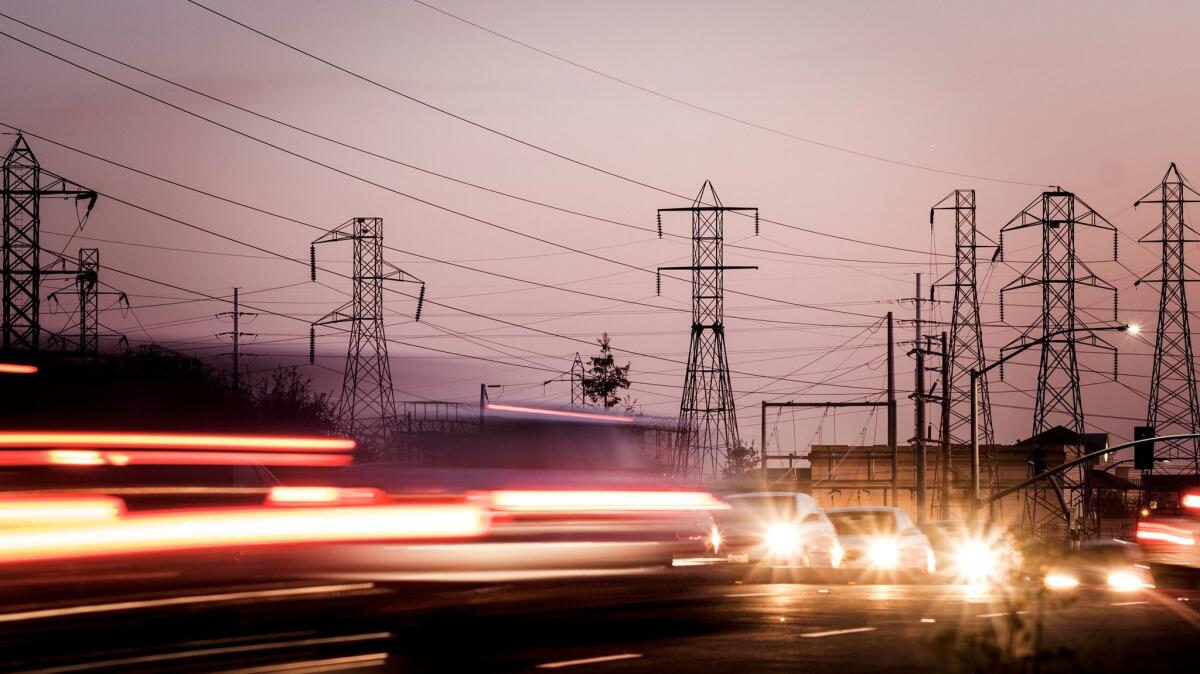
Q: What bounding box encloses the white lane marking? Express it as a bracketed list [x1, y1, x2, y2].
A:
[725, 592, 777, 597]
[978, 611, 1029, 619]
[11, 633, 391, 674]
[537, 653, 643, 669]
[0, 583, 375, 623]
[1111, 601, 1150, 606]
[920, 618, 936, 623]
[800, 627, 877, 638]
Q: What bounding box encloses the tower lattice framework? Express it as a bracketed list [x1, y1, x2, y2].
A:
[2, 134, 96, 352]
[931, 190, 998, 502]
[999, 190, 1118, 538]
[1135, 164, 1200, 474]
[310, 217, 424, 461]
[657, 182, 757, 481]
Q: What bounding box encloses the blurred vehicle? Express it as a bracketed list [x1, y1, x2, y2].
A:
[827, 506, 935, 576]
[712, 492, 840, 566]
[1135, 486, 1200, 573]
[274, 409, 729, 581]
[921, 519, 1020, 584]
[1043, 539, 1154, 592]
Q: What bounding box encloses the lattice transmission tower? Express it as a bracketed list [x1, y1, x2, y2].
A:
[47, 248, 128, 356]
[2, 134, 97, 352]
[1134, 164, 1200, 474]
[310, 217, 425, 461]
[999, 189, 1119, 538]
[657, 181, 757, 481]
[931, 190, 999, 502]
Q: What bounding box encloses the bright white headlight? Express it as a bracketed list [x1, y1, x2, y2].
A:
[1044, 573, 1079, 589]
[1106, 571, 1144, 592]
[955, 541, 996, 578]
[765, 524, 801, 556]
[868, 539, 901, 568]
[709, 524, 723, 554]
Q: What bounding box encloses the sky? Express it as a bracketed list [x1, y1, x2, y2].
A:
[3, 0, 1199, 456]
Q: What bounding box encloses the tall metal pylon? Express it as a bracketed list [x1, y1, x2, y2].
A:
[1134, 164, 1200, 474]
[656, 181, 758, 481]
[2, 134, 97, 352]
[570, 352, 585, 408]
[999, 189, 1119, 538]
[47, 248, 128, 356]
[310, 217, 425, 461]
[931, 190, 999, 499]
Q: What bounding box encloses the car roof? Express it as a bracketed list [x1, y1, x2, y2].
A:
[826, 506, 901, 514]
[727, 491, 813, 499]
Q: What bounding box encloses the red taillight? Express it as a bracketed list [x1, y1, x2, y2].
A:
[267, 486, 387, 506]
[0, 503, 488, 565]
[0, 431, 355, 453]
[486, 490, 730, 513]
[1136, 522, 1196, 546]
[1182, 493, 1200, 509]
[0, 449, 352, 468]
[0, 363, 37, 375]
[0, 494, 125, 525]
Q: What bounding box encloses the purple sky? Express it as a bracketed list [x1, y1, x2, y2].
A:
[3, 0, 1197, 453]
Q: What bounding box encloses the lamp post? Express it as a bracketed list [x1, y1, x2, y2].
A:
[969, 323, 1136, 513]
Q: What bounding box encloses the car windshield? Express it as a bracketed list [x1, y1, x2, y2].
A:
[415, 420, 654, 472]
[827, 511, 896, 536]
[922, 522, 969, 546]
[727, 495, 806, 519]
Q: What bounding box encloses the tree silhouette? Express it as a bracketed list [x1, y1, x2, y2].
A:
[581, 333, 631, 409]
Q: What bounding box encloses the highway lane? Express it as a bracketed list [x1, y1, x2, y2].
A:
[2, 570, 1198, 672]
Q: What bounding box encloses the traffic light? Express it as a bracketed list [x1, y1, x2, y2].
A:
[1134, 425, 1155, 470]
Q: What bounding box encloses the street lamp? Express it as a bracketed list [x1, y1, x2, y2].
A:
[969, 323, 1134, 513]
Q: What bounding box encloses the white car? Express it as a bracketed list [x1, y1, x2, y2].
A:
[713, 492, 841, 566]
[826, 506, 936, 576]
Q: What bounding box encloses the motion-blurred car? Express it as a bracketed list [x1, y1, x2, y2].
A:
[921, 519, 1020, 584]
[1136, 486, 1200, 575]
[275, 408, 729, 581]
[827, 506, 935, 577]
[1043, 539, 1155, 592]
[712, 492, 840, 566]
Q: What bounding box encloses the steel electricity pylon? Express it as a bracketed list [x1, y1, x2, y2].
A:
[657, 181, 757, 481]
[999, 189, 1119, 538]
[310, 217, 425, 461]
[47, 248, 128, 356]
[570, 352, 585, 407]
[2, 134, 97, 352]
[1134, 164, 1200, 475]
[931, 190, 999, 514]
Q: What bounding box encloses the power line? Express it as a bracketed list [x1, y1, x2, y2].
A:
[178, 0, 953, 259]
[409, 0, 1044, 189]
[0, 10, 934, 269]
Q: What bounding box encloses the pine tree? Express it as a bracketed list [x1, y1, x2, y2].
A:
[581, 333, 631, 409]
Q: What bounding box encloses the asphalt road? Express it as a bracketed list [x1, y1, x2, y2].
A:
[2, 568, 1198, 673]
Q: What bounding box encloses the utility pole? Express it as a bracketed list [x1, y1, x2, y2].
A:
[912, 274, 927, 522]
[310, 217, 425, 462]
[217, 287, 257, 394]
[657, 181, 758, 482]
[1134, 164, 1200, 476]
[2, 134, 97, 352]
[940, 331, 951, 519]
[1000, 189, 1119, 539]
[888, 311, 897, 507]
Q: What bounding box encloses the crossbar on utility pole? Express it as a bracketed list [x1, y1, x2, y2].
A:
[760, 401, 890, 490]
